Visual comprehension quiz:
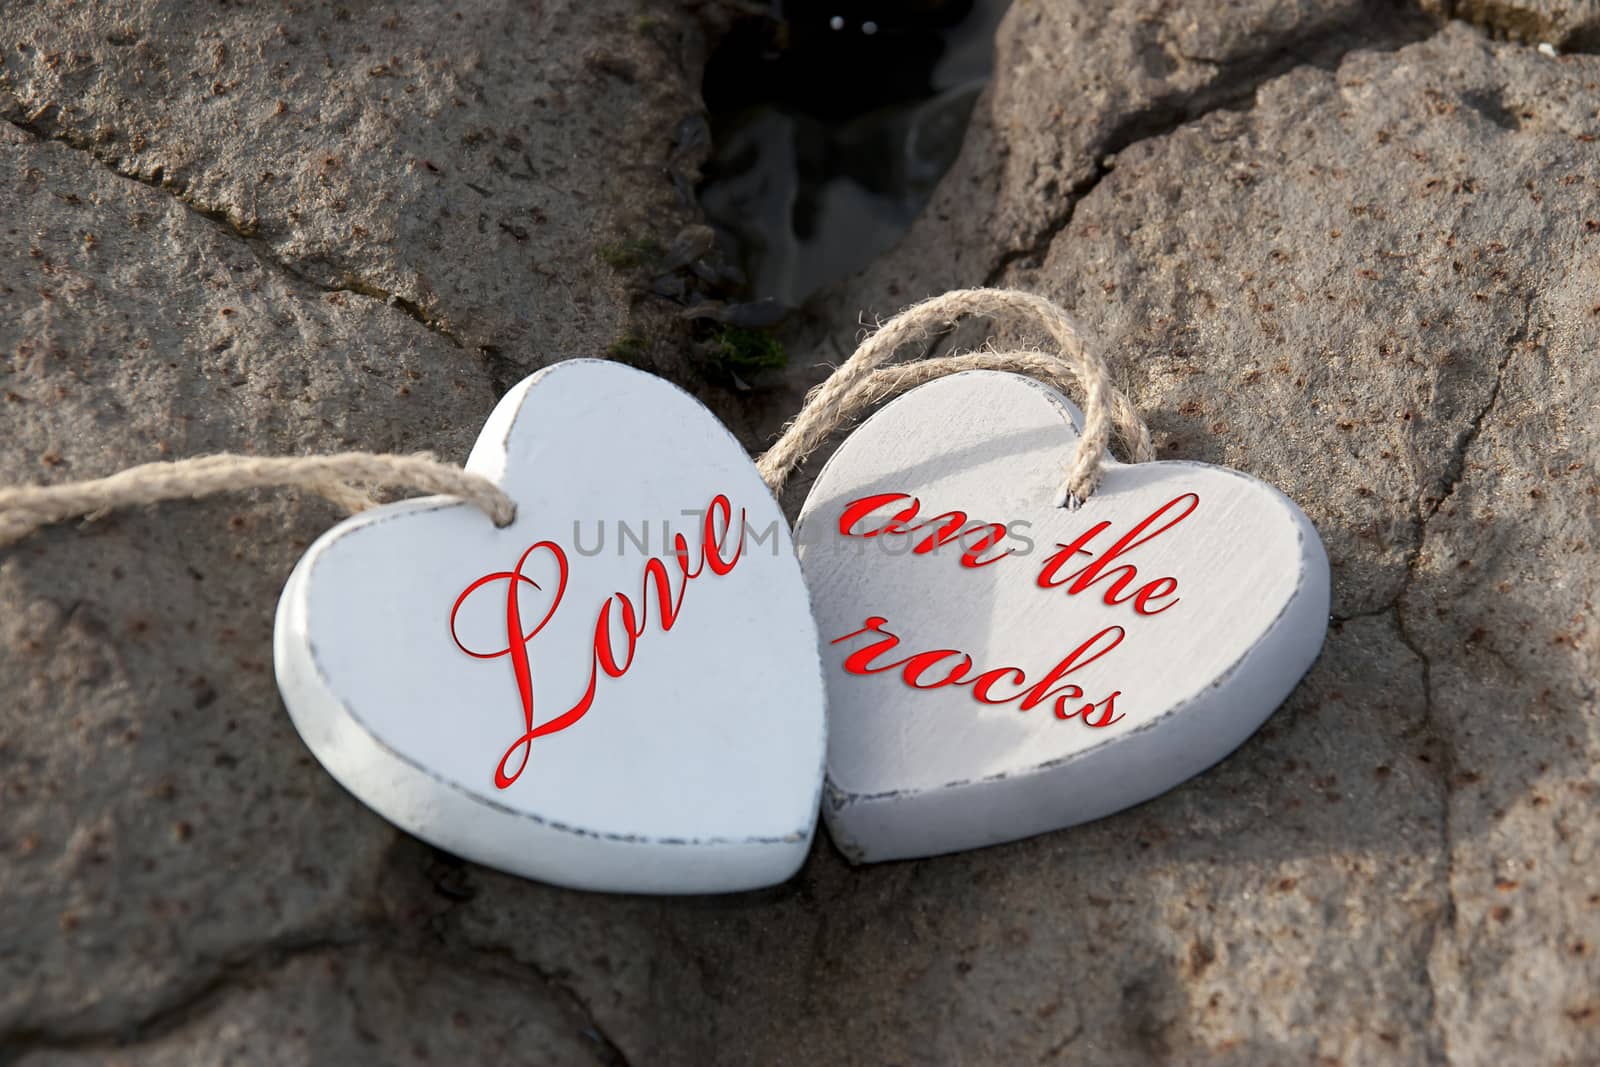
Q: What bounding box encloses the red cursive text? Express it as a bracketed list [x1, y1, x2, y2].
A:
[830, 615, 1125, 728]
[826, 491, 1204, 730]
[450, 494, 749, 788]
[837, 492, 1017, 568]
[1035, 492, 1197, 615]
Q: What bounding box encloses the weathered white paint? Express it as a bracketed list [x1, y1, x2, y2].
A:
[795, 371, 1329, 863]
[274, 360, 826, 893]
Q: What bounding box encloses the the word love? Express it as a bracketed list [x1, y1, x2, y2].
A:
[829, 490, 1201, 728]
[449, 494, 749, 788]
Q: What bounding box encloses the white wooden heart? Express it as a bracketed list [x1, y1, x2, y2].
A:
[794, 371, 1329, 863]
[274, 359, 826, 893]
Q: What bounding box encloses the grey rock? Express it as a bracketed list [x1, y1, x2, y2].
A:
[790, 0, 1436, 335]
[16, 945, 612, 1066]
[0, 3, 737, 1049]
[1392, 44, 1600, 1052]
[770, 17, 1599, 1067]
[1015, 30, 1600, 1061]
[0, 0, 715, 376]
[450, 612, 1446, 1064]
[0, 124, 501, 1042]
[4, 3, 1599, 1066]
[1424, 0, 1600, 49]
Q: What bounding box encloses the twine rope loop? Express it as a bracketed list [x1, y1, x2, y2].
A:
[755, 288, 1152, 503]
[0, 290, 1149, 546]
[0, 452, 514, 548]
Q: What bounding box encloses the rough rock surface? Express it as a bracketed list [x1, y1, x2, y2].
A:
[796, 0, 1439, 324]
[0, 0, 714, 1060]
[17, 945, 614, 1067]
[2, 4, 1598, 1067]
[775, 14, 1600, 1067]
[0, 0, 720, 382]
[0, 120, 493, 1045]
[1426, 0, 1600, 48]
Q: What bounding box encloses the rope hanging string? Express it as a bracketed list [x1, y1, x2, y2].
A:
[0, 289, 1150, 548]
[0, 453, 515, 548]
[756, 288, 1153, 502]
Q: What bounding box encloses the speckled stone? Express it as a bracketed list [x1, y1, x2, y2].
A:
[3, 4, 1598, 1065]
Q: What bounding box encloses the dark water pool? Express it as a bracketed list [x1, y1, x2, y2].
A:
[699, 0, 1012, 309]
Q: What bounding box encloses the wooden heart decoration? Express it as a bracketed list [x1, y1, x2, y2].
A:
[274, 360, 825, 893]
[794, 371, 1329, 863]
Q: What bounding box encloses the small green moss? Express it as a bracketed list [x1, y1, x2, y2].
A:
[606, 332, 650, 365]
[631, 13, 662, 33]
[598, 237, 664, 272]
[706, 325, 787, 374]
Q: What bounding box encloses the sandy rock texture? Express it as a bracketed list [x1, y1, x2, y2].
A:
[0, 0, 714, 1061]
[775, 11, 1600, 1067]
[1425, 0, 1600, 49]
[2, 1, 1598, 1066]
[0, 0, 720, 381]
[17, 946, 617, 1067]
[807, 0, 1440, 317]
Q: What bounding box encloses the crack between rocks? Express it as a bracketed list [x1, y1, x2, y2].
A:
[1420, 324, 1520, 533]
[1329, 604, 1395, 624]
[1376, 296, 1525, 611]
[410, 864, 633, 1067]
[1320, 285, 1524, 1066]
[0, 930, 633, 1067]
[1380, 295, 1525, 1067]
[983, 8, 1441, 285]
[1, 103, 514, 394]
[1390, 599, 1457, 1067]
[1043, 1021, 1087, 1060]
[433, 937, 634, 1067]
[1333, 296, 1522, 628]
[0, 926, 381, 1065]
